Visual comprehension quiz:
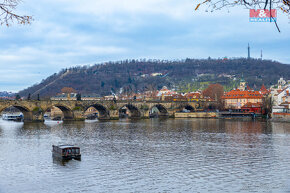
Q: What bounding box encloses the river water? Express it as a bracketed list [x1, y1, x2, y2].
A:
[0, 118, 289, 193]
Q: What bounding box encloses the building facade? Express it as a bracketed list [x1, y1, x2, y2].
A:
[222, 89, 264, 109]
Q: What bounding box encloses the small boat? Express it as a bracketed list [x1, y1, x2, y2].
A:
[52, 145, 81, 160]
[52, 116, 62, 121]
[86, 113, 98, 120]
[149, 112, 158, 118]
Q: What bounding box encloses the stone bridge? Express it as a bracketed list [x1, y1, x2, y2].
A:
[0, 100, 216, 122]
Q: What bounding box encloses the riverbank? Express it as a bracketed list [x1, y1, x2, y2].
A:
[271, 112, 290, 123]
[175, 111, 290, 122]
[174, 112, 261, 119]
[175, 112, 218, 118]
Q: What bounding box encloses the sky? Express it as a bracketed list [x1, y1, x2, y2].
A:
[0, 0, 289, 92]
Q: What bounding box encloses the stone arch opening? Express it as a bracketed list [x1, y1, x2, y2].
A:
[150, 104, 169, 118]
[85, 104, 109, 120]
[0, 105, 31, 122]
[44, 105, 74, 121]
[180, 104, 195, 112]
[119, 104, 141, 119]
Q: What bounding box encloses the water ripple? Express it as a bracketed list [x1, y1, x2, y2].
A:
[0, 119, 289, 192]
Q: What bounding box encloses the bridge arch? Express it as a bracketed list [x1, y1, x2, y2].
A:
[150, 104, 169, 118]
[119, 104, 141, 118]
[0, 105, 32, 122]
[44, 105, 74, 121]
[85, 104, 110, 120]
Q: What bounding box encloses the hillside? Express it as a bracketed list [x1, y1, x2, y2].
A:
[18, 58, 290, 98]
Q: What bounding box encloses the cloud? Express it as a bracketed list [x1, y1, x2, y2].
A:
[0, 0, 289, 92]
[59, 0, 193, 20]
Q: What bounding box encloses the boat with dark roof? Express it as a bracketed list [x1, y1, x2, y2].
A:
[52, 145, 81, 160]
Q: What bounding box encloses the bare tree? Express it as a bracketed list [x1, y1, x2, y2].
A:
[61, 87, 76, 94]
[144, 84, 157, 97]
[202, 83, 224, 101]
[0, 0, 32, 26]
[262, 94, 273, 118]
[195, 0, 289, 32]
[202, 83, 224, 109]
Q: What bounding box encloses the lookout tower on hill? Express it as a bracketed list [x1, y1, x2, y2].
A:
[247, 43, 251, 59]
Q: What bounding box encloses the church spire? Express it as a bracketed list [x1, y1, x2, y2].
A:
[241, 73, 245, 82]
[238, 74, 246, 91]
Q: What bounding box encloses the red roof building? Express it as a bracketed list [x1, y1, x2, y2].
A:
[184, 92, 202, 101]
[241, 102, 263, 114]
[259, 84, 271, 95]
[222, 89, 264, 109]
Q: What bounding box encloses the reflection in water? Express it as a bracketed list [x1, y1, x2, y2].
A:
[14, 122, 51, 138]
[271, 121, 290, 134]
[52, 156, 81, 166]
[0, 118, 289, 193]
[52, 156, 70, 166]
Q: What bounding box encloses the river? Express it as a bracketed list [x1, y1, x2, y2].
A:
[0, 118, 289, 193]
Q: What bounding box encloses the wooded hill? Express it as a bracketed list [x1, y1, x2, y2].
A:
[18, 58, 290, 98]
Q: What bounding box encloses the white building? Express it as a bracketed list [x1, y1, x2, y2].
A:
[151, 73, 163, 77]
[271, 85, 290, 113]
[276, 87, 290, 105]
[271, 77, 290, 106]
[278, 77, 287, 89]
[156, 86, 177, 97]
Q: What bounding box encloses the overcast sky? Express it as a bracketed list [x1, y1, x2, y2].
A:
[0, 0, 289, 92]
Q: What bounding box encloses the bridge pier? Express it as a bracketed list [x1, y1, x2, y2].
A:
[70, 110, 85, 121]
[109, 110, 119, 120]
[22, 109, 44, 123]
[168, 110, 175, 118]
[140, 110, 150, 119]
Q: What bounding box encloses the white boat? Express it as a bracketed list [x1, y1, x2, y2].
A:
[2, 113, 23, 121]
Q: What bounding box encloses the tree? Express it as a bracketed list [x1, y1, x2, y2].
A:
[202, 84, 224, 109]
[101, 81, 105, 88]
[61, 87, 76, 94]
[262, 94, 273, 117]
[145, 84, 157, 97]
[194, 0, 289, 32]
[195, 0, 289, 16]
[27, 93, 31, 100]
[114, 79, 119, 88]
[0, 0, 32, 26]
[76, 93, 81, 101]
[15, 94, 20, 100]
[202, 84, 224, 101]
[128, 76, 132, 84]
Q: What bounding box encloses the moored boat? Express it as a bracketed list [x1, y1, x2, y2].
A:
[2, 114, 23, 121]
